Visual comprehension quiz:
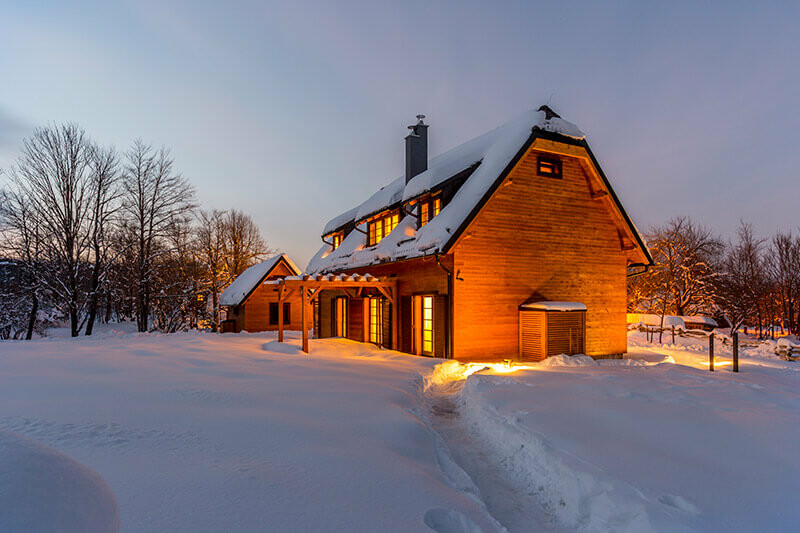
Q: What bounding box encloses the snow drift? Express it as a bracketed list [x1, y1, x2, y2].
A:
[0, 430, 120, 533]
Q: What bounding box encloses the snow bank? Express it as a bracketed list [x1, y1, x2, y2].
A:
[0, 430, 119, 533]
[424, 336, 800, 531]
[539, 353, 597, 366]
[0, 332, 501, 532]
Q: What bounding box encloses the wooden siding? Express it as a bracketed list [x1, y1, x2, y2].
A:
[452, 143, 628, 361]
[241, 284, 303, 332]
[232, 259, 303, 333]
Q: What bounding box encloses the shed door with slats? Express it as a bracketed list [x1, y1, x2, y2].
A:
[546, 311, 585, 357]
[519, 311, 546, 361]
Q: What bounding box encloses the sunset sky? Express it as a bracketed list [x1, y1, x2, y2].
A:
[1, 1, 798, 267]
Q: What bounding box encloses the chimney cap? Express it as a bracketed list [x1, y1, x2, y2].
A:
[408, 114, 427, 131]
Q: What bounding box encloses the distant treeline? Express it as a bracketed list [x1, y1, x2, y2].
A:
[0, 123, 272, 339]
[628, 217, 800, 338]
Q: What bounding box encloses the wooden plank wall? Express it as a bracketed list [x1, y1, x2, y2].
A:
[240, 260, 304, 332]
[452, 146, 628, 361]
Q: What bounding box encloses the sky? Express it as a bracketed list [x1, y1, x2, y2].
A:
[1, 1, 798, 268]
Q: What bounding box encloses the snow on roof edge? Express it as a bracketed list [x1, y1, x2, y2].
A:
[220, 253, 301, 306]
[521, 301, 588, 311]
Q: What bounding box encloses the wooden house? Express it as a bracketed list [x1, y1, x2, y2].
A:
[305, 106, 652, 362]
[220, 254, 303, 333]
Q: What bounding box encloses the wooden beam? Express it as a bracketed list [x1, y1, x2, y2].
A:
[278, 284, 285, 343]
[301, 287, 309, 353]
[391, 286, 398, 350]
[362, 298, 369, 344]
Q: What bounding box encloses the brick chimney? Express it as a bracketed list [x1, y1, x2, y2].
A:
[405, 114, 428, 184]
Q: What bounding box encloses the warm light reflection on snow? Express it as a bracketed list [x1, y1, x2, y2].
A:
[427, 360, 536, 386]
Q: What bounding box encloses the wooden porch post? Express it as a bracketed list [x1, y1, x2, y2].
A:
[362, 297, 369, 343]
[391, 284, 398, 350]
[278, 283, 284, 343]
[301, 285, 309, 353]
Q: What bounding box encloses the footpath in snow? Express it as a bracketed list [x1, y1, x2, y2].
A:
[421, 331, 800, 532]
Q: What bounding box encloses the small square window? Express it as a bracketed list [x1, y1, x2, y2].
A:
[537, 157, 562, 178]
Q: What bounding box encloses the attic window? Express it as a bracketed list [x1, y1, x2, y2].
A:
[537, 157, 562, 178]
[418, 196, 441, 228]
[331, 232, 342, 250]
[367, 211, 400, 246]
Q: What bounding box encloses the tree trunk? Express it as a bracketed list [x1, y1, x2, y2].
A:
[25, 293, 39, 340]
[85, 260, 101, 336]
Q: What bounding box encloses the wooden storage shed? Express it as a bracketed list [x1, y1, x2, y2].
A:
[519, 301, 587, 362]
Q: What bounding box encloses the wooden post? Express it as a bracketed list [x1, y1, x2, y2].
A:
[363, 298, 369, 343]
[278, 285, 284, 343]
[301, 287, 309, 353]
[391, 285, 399, 351]
[733, 331, 739, 372]
[708, 333, 714, 372]
[671, 325, 675, 344]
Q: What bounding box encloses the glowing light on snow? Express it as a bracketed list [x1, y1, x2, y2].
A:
[427, 360, 536, 386]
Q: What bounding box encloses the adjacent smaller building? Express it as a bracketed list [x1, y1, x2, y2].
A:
[220, 254, 303, 333]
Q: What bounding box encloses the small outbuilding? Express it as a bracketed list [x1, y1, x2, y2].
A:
[519, 301, 587, 362]
[220, 254, 303, 333]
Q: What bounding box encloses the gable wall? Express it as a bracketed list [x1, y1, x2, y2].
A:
[452, 145, 628, 361]
[240, 260, 303, 332]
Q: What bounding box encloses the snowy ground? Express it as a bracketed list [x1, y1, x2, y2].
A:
[1, 327, 799, 532]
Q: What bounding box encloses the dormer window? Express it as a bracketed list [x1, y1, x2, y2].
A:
[418, 196, 441, 228]
[331, 232, 342, 250]
[367, 211, 400, 246]
[537, 157, 562, 178]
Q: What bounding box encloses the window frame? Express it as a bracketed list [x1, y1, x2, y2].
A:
[417, 196, 442, 229]
[537, 157, 562, 179]
[366, 210, 400, 246]
[368, 297, 383, 344]
[334, 297, 348, 337]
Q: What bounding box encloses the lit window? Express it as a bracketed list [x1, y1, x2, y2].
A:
[422, 296, 433, 355]
[367, 211, 399, 246]
[331, 233, 342, 250]
[369, 297, 383, 344]
[418, 197, 442, 228]
[537, 157, 562, 178]
[334, 297, 347, 337]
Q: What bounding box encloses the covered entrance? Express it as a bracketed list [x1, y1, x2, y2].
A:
[273, 273, 398, 354]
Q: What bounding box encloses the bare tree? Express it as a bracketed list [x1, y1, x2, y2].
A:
[0, 188, 49, 339]
[84, 145, 121, 335]
[120, 141, 196, 332]
[767, 232, 800, 335]
[195, 209, 227, 331]
[717, 222, 767, 333]
[5, 124, 94, 336]
[627, 217, 722, 341]
[222, 210, 272, 278]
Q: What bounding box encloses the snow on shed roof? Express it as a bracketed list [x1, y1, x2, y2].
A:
[220, 254, 300, 306]
[521, 301, 587, 311]
[309, 109, 585, 273]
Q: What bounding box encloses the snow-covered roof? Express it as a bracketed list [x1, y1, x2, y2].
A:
[682, 316, 719, 327]
[626, 314, 718, 329]
[220, 254, 300, 306]
[309, 109, 587, 274]
[521, 301, 587, 311]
